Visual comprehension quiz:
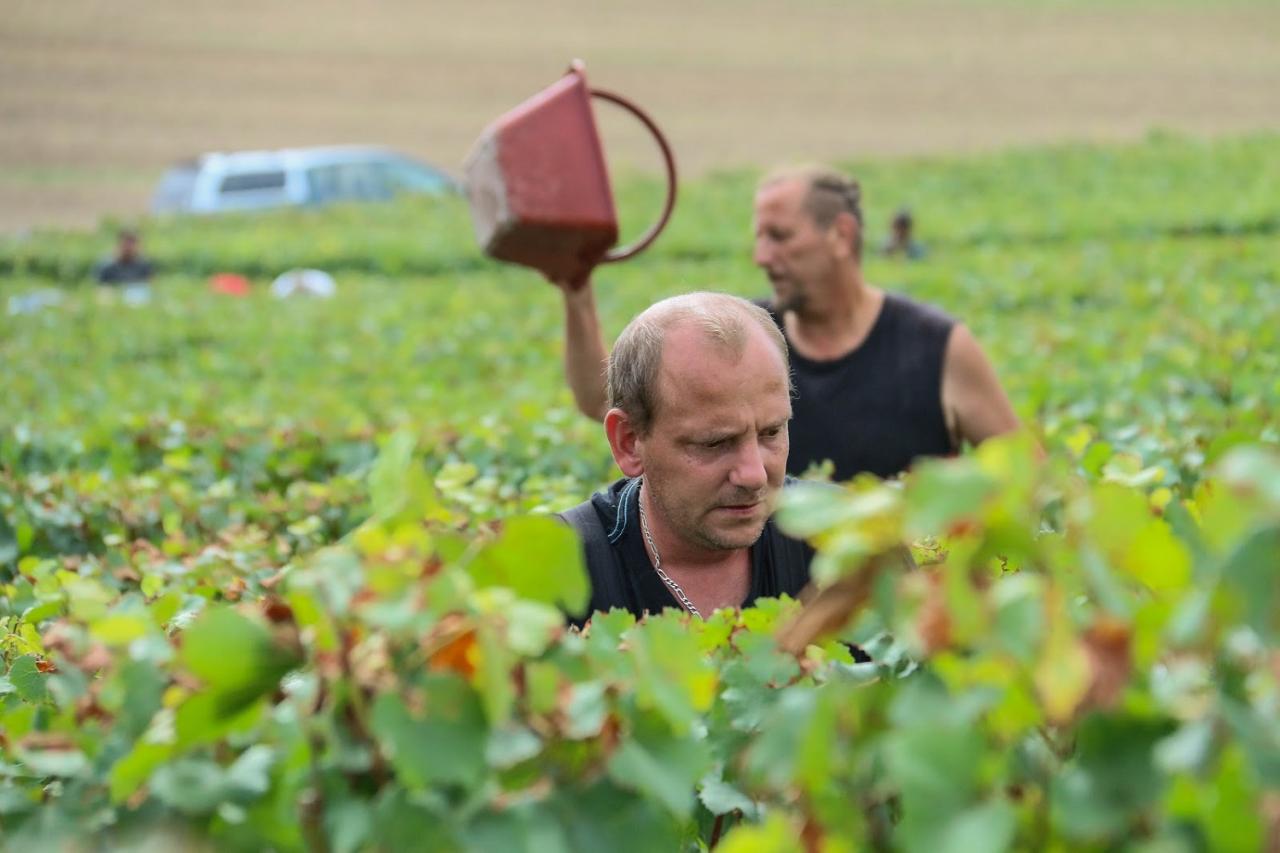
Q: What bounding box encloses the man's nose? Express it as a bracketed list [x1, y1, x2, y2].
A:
[729, 440, 769, 492]
[752, 237, 772, 268]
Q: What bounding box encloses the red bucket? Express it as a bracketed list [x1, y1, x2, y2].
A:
[463, 60, 677, 284]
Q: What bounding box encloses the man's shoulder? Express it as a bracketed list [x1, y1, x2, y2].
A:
[558, 477, 636, 542]
[884, 290, 956, 334]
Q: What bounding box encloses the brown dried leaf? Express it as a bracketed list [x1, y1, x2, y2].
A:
[1083, 616, 1132, 711]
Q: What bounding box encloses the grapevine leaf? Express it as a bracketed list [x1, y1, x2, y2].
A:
[468, 515, 588, 614]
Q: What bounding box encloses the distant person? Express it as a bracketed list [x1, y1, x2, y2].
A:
[550, 165, 1019, 481]
[560, 292, 812, 623]
[881, 208, 926, 260]
[94, 230, 154, 286]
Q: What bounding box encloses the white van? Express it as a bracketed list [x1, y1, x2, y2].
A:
[151, 145, 456, 214]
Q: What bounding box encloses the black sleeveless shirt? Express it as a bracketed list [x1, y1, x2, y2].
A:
[561, 477, 814, 627]
[761, 293, 956, 480]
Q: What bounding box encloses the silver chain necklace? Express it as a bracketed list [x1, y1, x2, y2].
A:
[637, 483, 703, 619]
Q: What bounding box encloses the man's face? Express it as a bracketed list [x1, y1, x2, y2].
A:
[636, 322, 792, 553]
[119, 235, 139, 261]
[752, 178, 844, 312]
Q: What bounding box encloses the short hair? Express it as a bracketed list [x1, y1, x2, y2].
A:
[607, 292, 790, 435]
[759, 164, 863, 253]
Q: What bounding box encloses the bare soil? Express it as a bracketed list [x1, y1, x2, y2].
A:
[2, 0, 1277, 232]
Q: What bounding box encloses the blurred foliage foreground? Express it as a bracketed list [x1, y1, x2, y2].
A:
[1, 132, 1279, 850]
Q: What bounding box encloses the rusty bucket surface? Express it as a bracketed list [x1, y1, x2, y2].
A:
[463, 60, 676, 284]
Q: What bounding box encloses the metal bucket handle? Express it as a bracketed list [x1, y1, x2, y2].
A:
[588, 88, 678, 265]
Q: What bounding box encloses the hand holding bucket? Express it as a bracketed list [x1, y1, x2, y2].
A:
[463, 60, 677, 286]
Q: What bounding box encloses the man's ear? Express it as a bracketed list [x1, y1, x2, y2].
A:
[604, 408, 645, 478]
[831, 211, 860, 259]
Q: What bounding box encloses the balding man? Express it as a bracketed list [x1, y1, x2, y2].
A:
[553, 165, 1019, 480]
[560, 292, 813, 624]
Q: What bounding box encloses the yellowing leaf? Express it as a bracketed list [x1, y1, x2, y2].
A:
[1034, 590, 1090, 725]
[1123, 521, 1191, 591]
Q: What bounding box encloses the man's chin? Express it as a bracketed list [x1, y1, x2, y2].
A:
[701, 515, 768, 551]
[771, 290, 804, 314]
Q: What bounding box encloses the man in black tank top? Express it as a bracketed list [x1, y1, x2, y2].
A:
[550, 166, 1019, 481]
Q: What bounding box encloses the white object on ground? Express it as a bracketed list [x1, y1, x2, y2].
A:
[271, 269, 336, 299]
[7, 289, 64, 316]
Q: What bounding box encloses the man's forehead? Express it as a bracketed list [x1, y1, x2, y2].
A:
[757, 176, 807, 205]
[655, 324, 789, 402]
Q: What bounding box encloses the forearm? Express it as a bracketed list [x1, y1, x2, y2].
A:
[561, 284, 610, 421]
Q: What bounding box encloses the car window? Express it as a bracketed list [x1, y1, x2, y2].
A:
[380, 159, 451, 193]
[305, 163, 392, 204]
[219, 171, 287, 193]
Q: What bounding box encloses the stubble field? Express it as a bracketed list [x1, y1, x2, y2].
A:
[2, 0, 1279, 231]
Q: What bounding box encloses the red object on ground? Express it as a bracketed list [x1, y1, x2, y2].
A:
[209, 273, 251, 296]
[463, 59, 677, 284]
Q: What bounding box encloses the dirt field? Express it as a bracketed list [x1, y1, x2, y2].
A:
[2, 0, 1277, 232]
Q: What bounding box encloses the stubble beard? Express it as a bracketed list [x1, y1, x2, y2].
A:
[646, 478, 770, 554]
[770, 279, 807, 316]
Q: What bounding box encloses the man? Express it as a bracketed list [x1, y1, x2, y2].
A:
[94, 230, 154, 286]
[560, 292, 813, 623]
[552, 165, 1019, 480]
[881, 208, 926, 260]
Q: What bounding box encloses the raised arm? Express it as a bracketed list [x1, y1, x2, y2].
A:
[940, 324, 1021, 448]
[554, 278, 610, 421]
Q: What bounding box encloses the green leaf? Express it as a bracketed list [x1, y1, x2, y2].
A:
[369, 429, 416, 519]
[698, 769, 758, 818]
[110, 741, 174, 803]
[905, 457, 996, 538]
[607, 711, 712, 818]
[776, 481, 894, 538]
[464, 806, 570, 853]
[1050, 713, 1175, 841]
[1220, 696, 1280, 786]
[174, 691, 267, 750]
[743, 687, 818, 789]
[325, 795, 373, 853]
[224, 744, 275, 797]
[627, 612, 719, 733]
[6, 656, 49, 704]
[717, 813, 796, 853]
[901, 799, 1017, 853]
[90, 612, 152, 646]
[368, 429, 442, 522]
[485, 725, 542, 769]
[150, 758, 230, 815]
[1165, 744, 1262, 852]
[504, 600, 564, 656]
[476, 620, 516, 725]
[370, 787, 459, 851]
[1123, 519, 1191, 591]
[15, 748, 90, 779]
[370, 675, 486, 790]
[991, 573, 1045, 663]
[179, 607, 298, 694]
[468, 515, 588, 614]
[883, 724, 985, 821]
[562, 681, 608, 740]
[550, 780, 685, 853]
[1218, 528, 1280, 642]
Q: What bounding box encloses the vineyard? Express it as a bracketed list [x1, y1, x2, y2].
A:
[1, 132, 1278, 850]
